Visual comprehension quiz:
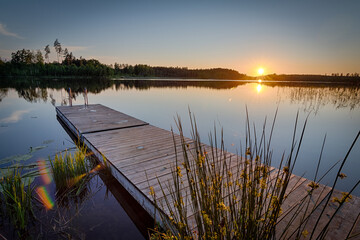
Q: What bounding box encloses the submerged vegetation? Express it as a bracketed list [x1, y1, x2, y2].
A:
[149, 111, 360, 239]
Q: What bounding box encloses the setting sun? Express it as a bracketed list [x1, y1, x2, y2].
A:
[258, 68, 264, 75]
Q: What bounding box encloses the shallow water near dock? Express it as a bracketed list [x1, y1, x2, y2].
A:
[0, 78, 359, 238]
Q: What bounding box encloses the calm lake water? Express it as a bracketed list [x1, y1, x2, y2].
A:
[0, 78, 359, 238]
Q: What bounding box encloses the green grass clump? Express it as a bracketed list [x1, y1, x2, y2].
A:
[50, 145, 91, 197]
[0, 167, 35, 235]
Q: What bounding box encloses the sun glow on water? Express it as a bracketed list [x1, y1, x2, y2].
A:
[257, 84, 262, 93]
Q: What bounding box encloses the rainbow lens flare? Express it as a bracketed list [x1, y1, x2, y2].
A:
[36, 186, 54, 210]
[37, 159, 52, 185]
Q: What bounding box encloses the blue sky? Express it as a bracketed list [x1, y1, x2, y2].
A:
[0, 0, 359, 75]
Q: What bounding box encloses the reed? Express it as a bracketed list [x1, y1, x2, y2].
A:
[50, 144, 92, 204]
[49, 143, 109, 208]
[149, 110, 360, 239]
[0, 167, 35, 236]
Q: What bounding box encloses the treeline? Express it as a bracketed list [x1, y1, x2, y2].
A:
[114, 64, 250, 80]
[263, 74, 360, 83]
[0, 48, 114, 77]
[0, 39, 250, 80]
[0, 54, 250, 80]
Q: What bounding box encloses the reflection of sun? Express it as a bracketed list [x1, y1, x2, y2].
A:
[257, 84, 262, 93]
[258, 68, 264, 75]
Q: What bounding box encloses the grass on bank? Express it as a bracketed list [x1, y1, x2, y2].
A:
[149, 110, 360, 240]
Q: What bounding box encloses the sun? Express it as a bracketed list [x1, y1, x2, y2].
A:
[257, 68, 264, 75]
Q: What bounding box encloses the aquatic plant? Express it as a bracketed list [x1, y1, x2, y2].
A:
[49, 143, 109, 209]
[0, 167, 35, 236]
[50, 144, 92, 200]
[149, 110, 360, 239]
[0, 143, 109, 238]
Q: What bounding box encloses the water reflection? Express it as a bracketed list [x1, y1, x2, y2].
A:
[113, 79, 246, 90]
[0, 109, 30, 123]
[0, 89, 8, 102]
[0, 78, 359, 111]
[0, 77, 358, 238]
[273, 84, 360, 113]
[256, 84, 262, 93]
[0, 78, 113, 104]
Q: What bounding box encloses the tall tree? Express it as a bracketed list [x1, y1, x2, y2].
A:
[44, 45, 50, 63]
[62, 48, 69, 64]
[53, 39, 62, 63]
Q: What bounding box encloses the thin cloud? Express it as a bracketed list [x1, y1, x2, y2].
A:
[0, 23, 23, 39]
[0, 110, 30, 123]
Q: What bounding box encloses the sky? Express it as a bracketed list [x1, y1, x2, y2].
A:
[0, 0, 359, 75]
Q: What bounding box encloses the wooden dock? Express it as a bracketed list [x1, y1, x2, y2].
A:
[56, 104, 360, 239]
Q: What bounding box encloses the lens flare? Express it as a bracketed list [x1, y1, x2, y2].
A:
[37, 159, 52, 185]
[85, 151, 94, 157]
[66, 164, 104, 187]
[36, 186, 54, 210]
[89, 164, 103, 174]
[67, 173, 87, 187]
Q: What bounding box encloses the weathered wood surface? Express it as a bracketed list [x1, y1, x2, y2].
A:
[56, 104, 360, 239]
[56, 104, 148, 134]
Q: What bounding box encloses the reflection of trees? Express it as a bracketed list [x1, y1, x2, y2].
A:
[271, 83, 360, 112]
[17, 88, 48, 103]
[1, 78, 359, 111]
[112, 79, 246, 90]
[0, 78, 112, 103]
[0, 89, 8, 102]
[0, 78, 247, 103]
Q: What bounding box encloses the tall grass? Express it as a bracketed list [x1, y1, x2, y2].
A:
[149, 110, 360, 239]
[50, 144, 93, 207]
[0, 144, 109, 238]
[0, 167, 35, 236]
